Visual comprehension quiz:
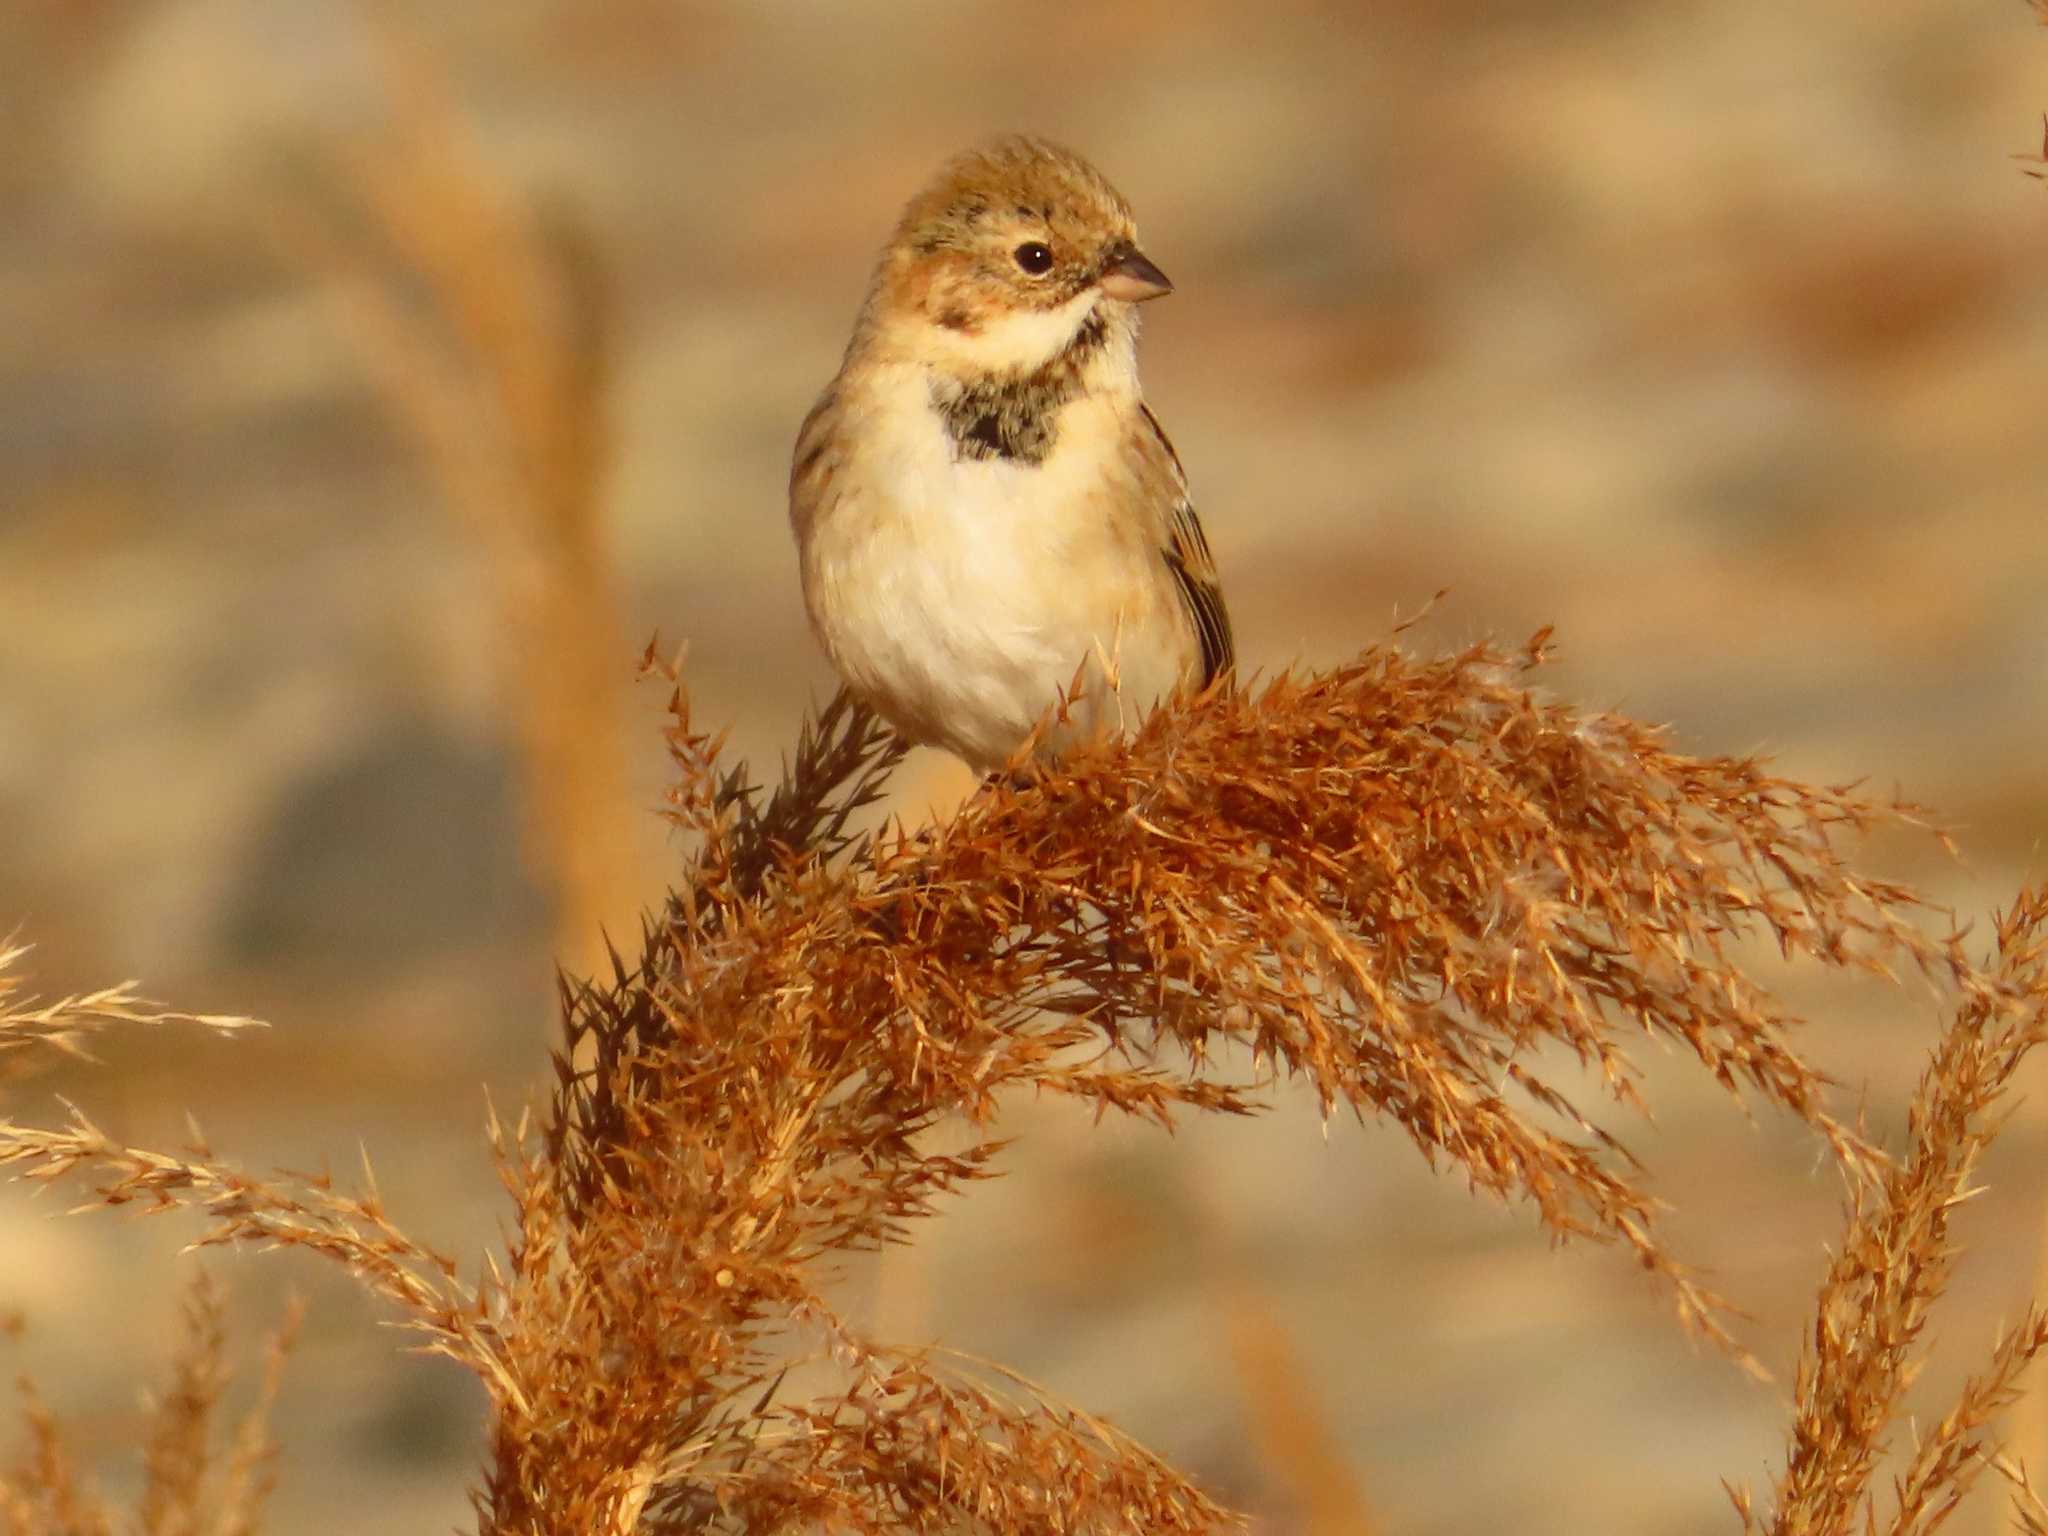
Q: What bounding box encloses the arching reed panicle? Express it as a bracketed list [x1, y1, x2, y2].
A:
[6, 641, 2043, 1535]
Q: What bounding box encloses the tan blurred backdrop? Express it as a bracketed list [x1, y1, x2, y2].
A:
[2, 2, 2045, 1532]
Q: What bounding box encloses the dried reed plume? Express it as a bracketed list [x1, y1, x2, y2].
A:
[1736, 892, 2048, 1535]
[10, 634, 2047, 1533]
[2, 950, 284, 1535]
[2, 1273, 301, 1536]
[0, 940, 256, 1089]
[275, 11, 642, 970]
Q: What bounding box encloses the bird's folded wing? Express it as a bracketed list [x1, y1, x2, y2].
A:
[1139, 404, 1234, 686]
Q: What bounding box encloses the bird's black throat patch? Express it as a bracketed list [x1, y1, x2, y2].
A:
[930, 310, 1110, 466]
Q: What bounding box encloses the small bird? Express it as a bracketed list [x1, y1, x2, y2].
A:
[790, 135, 1232, 773]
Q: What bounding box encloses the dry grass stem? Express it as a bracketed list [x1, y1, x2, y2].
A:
[272, 11, 641, 968]
[1219, 1283, 1377, 1536]
[2, 1273, 302, 1536]
[1739, 892, 2048, 1535]
[0, 941, 258, 1087]
[0, 1106, 482, 1375]
[1990, 1453, 2048, 1535]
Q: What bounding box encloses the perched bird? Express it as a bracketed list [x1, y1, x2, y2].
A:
[790, 135, 1232, 772]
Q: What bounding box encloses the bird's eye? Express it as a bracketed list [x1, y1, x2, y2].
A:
[1012, 242, 1055, 275]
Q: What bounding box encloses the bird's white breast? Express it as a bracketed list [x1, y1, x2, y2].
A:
[801, 360, 1191, 770]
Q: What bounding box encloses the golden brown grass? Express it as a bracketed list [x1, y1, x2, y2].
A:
[1218, 1279, 1377, 1536]
[275, 11, 644, 971]
[1733, 892, 2048, 1534]
[0, 940, 257, 1089]
[1, 953, 287, 1536]
[2, 1274, 302, 1536]
[6, 643, 2048, 1533]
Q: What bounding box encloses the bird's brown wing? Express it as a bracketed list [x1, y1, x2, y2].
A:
[1139, 403, 1234, 686]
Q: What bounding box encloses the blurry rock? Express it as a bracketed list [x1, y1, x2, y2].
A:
[350, 1359, 487, 1469]
[222, 722, 544, 972]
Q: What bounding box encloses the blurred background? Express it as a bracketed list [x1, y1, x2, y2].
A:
[2, 1, 2044, 1531]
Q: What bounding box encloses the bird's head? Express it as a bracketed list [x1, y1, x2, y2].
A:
[864, 135, 1172, 379]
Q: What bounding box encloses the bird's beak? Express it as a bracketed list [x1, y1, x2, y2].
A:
[1098, 242, 1174, 303]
